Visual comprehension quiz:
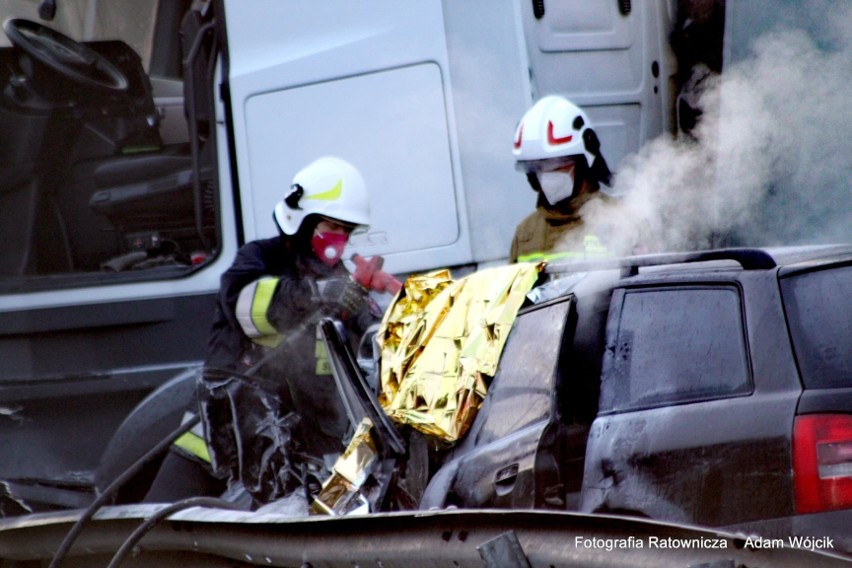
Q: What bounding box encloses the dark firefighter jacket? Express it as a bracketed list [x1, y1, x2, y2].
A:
[180, 235, 378, 503]
[206, 235, 357, 371]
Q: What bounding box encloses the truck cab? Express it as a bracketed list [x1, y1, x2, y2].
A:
[0, 0, 676, 512]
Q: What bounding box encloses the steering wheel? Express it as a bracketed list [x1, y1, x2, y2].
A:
[3, 18, 127, 92]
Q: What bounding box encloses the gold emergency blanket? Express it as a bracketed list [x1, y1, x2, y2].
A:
[311, 418, 375, 515]
[378, 262, 543, 444]
[312, 262, 543, 515]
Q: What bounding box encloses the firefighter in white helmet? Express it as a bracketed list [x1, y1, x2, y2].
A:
[510, 95, 614, 263]
[144, 156, 400, 505]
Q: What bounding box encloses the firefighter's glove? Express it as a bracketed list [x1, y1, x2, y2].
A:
[352, 254, 403, 295]
[315, 277, 367, 317]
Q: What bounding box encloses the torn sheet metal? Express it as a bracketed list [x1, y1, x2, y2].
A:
[0, 482, 32, 517]
[377, 262, 544, 444]
[313, 263, 543, 515]
[0, 405, 24, 423]
[199, 371, 305, 506]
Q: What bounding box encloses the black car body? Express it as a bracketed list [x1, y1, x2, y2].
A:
[416, 246, 852, 554]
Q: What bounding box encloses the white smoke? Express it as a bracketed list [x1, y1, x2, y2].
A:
[585, 4, 852, 255]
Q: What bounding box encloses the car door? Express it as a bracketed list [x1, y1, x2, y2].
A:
[420, 296, 575, 510]
[581, 279, 800, 526]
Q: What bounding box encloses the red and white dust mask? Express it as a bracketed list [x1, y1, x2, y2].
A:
[311, 231, 349, 266]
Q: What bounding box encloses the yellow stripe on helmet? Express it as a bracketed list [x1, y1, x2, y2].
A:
[305, 178, 342, 201]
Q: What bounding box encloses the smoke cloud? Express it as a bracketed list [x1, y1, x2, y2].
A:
[585, 4, 852, 255]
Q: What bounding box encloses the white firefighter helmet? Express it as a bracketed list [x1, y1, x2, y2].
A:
[513, 95, 597, 172]
[274, 156, 370, 236]
[513, 95, 612, 202]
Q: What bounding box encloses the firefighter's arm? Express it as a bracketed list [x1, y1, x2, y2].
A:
[234, 276, 294, 339]
[236, 274, 373, 341]
[311, 255, 402, 322]
[351, 254, 402, 295]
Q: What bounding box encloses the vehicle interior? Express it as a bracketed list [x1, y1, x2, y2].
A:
[0, 0, 218, 287]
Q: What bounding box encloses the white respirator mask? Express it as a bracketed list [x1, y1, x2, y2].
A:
[538, 170, 575, 205]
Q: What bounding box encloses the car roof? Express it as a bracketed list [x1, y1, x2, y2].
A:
[528, 245, 852, 304]
[543, 244, 852, 277]
[772, 244, 852, 276]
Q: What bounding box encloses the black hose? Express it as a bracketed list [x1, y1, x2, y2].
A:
[49, 416, 201, 568]
[106, 496, 242, 568]
[51, 313, 327, 567]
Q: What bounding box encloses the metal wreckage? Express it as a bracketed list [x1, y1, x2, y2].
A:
[0, 263, 549, 568]
[200, 261, 545, 515]
[314, 262, 544, 515]
[4, 251, 852, 567]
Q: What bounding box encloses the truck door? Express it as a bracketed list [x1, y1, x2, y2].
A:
[518, 0, 674, 169]
[0, 0, 232, 510]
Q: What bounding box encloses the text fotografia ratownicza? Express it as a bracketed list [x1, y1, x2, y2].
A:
[574, 535, 835, 552]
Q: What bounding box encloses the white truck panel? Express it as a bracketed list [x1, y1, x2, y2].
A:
[223, 0, 472, 274]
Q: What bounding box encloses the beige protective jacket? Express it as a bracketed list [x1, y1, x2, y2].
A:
[509, 192, 610, 263]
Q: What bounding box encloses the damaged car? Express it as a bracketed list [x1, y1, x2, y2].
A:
[318, 246, 852, 555]
[1, 245, 851, 567]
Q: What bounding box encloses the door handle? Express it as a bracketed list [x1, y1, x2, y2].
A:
[531, 0, 544, 20]
[600, 458, 620, 487]
[495, 463, 520, 495]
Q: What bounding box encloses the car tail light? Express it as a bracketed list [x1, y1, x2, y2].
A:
[793, 414, 852, 514]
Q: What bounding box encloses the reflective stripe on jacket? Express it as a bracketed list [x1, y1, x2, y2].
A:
[234, 276, 331, 373]
[206, 236, 353, 373]
[235, 276, 285, 348]
[516, 234, 611, 263]
[172, 411, 211, 463]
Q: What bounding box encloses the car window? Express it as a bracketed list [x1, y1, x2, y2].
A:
[600, 286, 752, 413]
[475, 297, 572, 441]
[781, 264, 852, 389]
